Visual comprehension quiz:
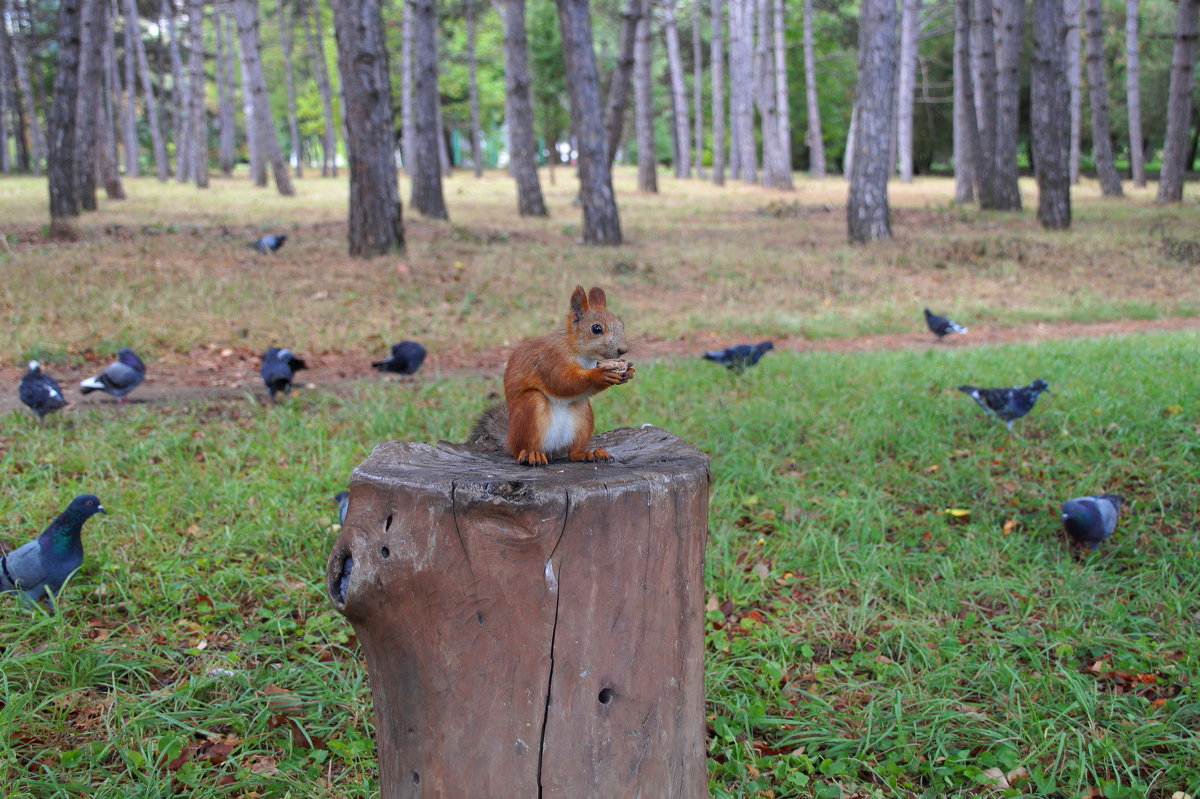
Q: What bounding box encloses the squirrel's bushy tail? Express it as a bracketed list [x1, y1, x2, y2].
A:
[466, 401, 509, 451]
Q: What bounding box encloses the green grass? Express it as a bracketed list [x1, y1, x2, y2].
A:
[2, 331, 1198, 796]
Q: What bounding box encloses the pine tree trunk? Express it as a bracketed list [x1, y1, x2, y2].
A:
[97, 0, 125, 198]
[214, 7, 236, 176]
[847, 0, 894, 243]
[127, 0, 168, 180]
[279, 0, 302, 177]
[843, 98, 856, 178]
[435, 97, 451, 176]
[76, 0, 102, 211]
[992, 0, 1022, 209]
[754, 0, 783, 187]
[1156, 0, 1200, 204]
[238, 27, 263, 183]
[710, 0, 725, 185]
[400, 0, 415, 175]
[10, 1, 44, 175]
[633, 0, 657, 193]
[603, 0, 640, 170]
[1032, 0, 1070, 228]
[48, 0, 83, 226]
[466, 0, 483, 176]
[556, 0, 622, 243]
[801, 0, 824, 178]
[412, 0, 449, 218]
[692, 3, 705, 179]
[187, 0, 208, 188]
[973, 0, 999, 206]
[730, 0, 755, 182]
[1124, 0, 1144, 187]
[0, 1, 12, 174]
[662, 0, 690, 178]
[896, 0, 920, 182]
[330, 0, 404, 254]
[953, 0, 980, 203]
[1083, 0, 1122, 196]
[234, 0, 293, 195]
[500, 0, 548, 215]
[306, 0, 338, 177]
[1064, 0, 1081, 182]
[771, 0, 791, 186]
[165, 0, 190, 183]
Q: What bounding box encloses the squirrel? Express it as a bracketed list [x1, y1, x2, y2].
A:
[468, 285, 635, 466]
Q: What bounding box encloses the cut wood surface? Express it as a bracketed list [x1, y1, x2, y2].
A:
[326, 425, 711, 798]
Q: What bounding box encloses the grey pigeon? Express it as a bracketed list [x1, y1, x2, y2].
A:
[334, 491, 349, 525]
[79, 347, 145, 402]
[19, 360, 68, 421]
[372, 341, 427, 375]
[924, 308, 968, 339]
[703, 341, 775, 373]
[260, 347, 307, 402]
[1062, 494, 1124, 551]
[250, 234, 287, 254]
[957, 379, 1050, 431]
[1, 494, 106, 605]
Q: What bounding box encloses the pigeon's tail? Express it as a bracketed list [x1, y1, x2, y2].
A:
[957, 385, 978, 396]
[370, 359, 390, 371]
[702, 351, 724, 362]
[1098, 494, 1125, 508]
[78, 377, 104, 395]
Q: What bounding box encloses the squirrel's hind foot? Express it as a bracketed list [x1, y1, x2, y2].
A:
[570, 447, 612, 463]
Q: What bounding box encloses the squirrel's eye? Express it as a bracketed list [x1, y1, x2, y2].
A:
[591, 324, 603, 335]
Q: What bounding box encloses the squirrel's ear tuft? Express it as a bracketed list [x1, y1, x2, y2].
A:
[570, 285, 589, 317]
[587, 287, 607, 309]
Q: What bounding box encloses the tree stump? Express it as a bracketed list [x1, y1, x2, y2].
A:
[326, 425, 710, 798]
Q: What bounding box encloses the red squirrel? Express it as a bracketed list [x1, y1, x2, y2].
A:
[469, 285, 634, 465]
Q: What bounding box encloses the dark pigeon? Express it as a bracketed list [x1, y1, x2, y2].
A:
[703, 341, 775, 373]
[372, 341, 427, 375]
[250, 234, 287, 254]
[1, 494, 106, 605]
[19, 360, 68, 421]
[334, 491, 349, 525]
[957, 379, 1050, 431]
[924, 308, 968, 339]
[1062, 494, 1124, 551]
[260, 347, 307, 402]
[79, 347, 145, 402]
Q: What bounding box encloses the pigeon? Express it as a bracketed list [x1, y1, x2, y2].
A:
[79, 347, 145, 402]
[334, 491, 349, 525]
[372, 341, 427, 375]
[1062, 494, 1124, 551]
[703, 341, 775, 373]
[19, 360, 68, 421]
[1, 494, 106, 605]
[957, 379, 1050, 431]
[924, 308, 968, 339]
[260, 347, 307, 402]
[250, 234, 287, 254]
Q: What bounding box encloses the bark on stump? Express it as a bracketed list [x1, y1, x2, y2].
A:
[326, 425, 710, 798]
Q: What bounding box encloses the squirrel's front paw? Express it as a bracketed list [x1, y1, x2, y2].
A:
[516, 449, 549, 466]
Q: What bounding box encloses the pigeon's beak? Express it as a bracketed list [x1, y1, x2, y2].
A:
[97, 506, 108, 515]
[1061, 513, 1069, 521]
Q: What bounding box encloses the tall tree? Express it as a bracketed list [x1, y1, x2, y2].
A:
[305, 0, 338, 176]
[48, 0, 84, 228]
[330, 0, 404, 254]
[847, 0, 895, 243]
[710, 0, 725, 184]
[953, 0, 980, 202]
[400, 0, 415, 174]
[234, 0, 294, 194]
[75, 0, 103, 210]
[1156, 0, 1200, 203]
[119, 0, 138, 176]
[730, 0, 755, 182]
[973, 0, 999, 206]
[279, 0, 302, 177]
[127, 0, 169, 180]
[9, 0, 44, 175]
[1064, 0, 1082, 182]
[692, 1, 705, 178]
[1031, 0, 1070, 228]
[238, 19, 263, 182]
[411, 0, 449, 217]
[465, 0, 483, 176]
[801, 0, 824, 178]
[770, 0, 791, 184]
[97, 0, 125, 198]
[500, 0, 547, 214]
[992, 0, 1023, 209]
[896, 0, 921, 181]
[1083, 0, 1122, 196]
[165, 0, 190, 183]
[603, 0, 640, 170]
[1124, 0, 1144, 187]
[633, 0, 657, 192]
[187, 0, 209, 188]
[214, 7, 237, 176]
[0, 17, 8, 175]
[754, 0, 785, 187]
[556, 0, 622, 243]
[662, 0, 691, 178]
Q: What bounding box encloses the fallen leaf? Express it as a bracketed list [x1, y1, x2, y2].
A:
[1002, 519, 1017, 535]
[944, 508, 970, 517]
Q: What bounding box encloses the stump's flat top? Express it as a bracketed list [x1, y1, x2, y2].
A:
[355, 426, 709, 489]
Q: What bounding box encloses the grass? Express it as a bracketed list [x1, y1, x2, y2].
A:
[2, 169, 1199, 368]
[2, 331, 1198, 797]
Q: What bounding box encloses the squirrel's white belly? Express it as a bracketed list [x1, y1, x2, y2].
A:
[542, 395, 581, 455]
